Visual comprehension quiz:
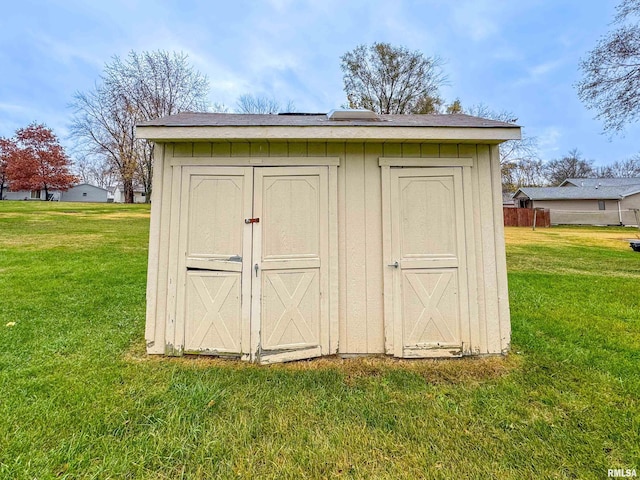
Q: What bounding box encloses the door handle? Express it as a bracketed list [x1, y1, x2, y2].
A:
[388, 261, 399, 268]
[254, 263, 259, 277]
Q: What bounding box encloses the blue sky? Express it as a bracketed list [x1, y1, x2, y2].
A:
[1, 0, 638, 166]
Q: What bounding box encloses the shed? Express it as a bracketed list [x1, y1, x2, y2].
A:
[136, 111, 520, 364]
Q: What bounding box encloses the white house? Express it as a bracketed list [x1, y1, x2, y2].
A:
[110, 184, 147, 203]
[1, 183, 108, 202]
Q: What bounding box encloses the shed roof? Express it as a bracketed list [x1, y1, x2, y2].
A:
[136, 112, 521, 143]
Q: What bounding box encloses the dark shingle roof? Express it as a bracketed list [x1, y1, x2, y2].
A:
[138, 112, 519, 129]
[560, 177, 640, 188]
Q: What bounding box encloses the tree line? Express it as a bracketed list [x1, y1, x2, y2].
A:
[502, 149, 640, 192]
[3, 0, 640, 202]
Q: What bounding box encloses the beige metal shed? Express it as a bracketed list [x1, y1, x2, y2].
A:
[137, 111, 520, 364]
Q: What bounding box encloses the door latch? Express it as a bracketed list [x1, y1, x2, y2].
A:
[254, 263, 259, 277]
[387, 261, 399, 268]
[245, 218, 260, 224]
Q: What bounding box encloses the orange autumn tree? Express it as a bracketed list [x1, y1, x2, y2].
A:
[6, 123, 77, 200]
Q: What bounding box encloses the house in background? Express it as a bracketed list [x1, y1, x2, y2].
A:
[513, 177, 640, 225]
[60, 183, 108, 202]
[502, 192, 516, 208]
[1, 183, 108, 202]
[2, 187, 60, 201]
[110, 183, 147, 203]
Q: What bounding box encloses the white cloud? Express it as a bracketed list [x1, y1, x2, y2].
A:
[535, 126, 563, 159]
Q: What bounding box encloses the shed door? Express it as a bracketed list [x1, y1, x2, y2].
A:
[387, 167, 469, 358]
[174, 166, 329, 364]
[252, 167, 330, 364]
[176, 167, 253, 359]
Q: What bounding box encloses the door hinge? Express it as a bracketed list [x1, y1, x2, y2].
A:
[245, 217, 260, 224]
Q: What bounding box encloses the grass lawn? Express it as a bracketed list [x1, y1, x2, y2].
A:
[0, 201, 638, 479]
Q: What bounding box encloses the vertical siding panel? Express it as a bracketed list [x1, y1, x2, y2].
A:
[380, 143, 400, 354]
[421, 143, 440, 157]
[212, 142, 231, 157]
[477, 144, 500, 353]
[458, 144, 481, 354]
[383, 143, 402, 157]
[250, 142, 269, 157]
[145, 144, 166, 354]
[364, 143, 384, 353]
[173, 143, 193, 157]
[193, 143, 212, 157]
[308, 142, 327, 157]
[328, 162, 340, 353]
[402, 143, 421, 157]
[344, 143, 367, 353]
[439, 143, 459, 158]
[288, 142, 308, 156]
[491, 144, 511, 353]
[471, 146, 488, 352]
[231, 142, 250, 157]
[268, 142, 288, 157]
[164, 158, 184, 354]
[328, 143, 347, 354]
[380, 163, 393, 354]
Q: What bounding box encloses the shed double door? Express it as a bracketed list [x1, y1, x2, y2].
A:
[175, 166, 329, 364]
[385, 167, 470, 357]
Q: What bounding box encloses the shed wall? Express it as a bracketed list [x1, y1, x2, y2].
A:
[146, 141, 510, 356]
[532, 199, 619, 211]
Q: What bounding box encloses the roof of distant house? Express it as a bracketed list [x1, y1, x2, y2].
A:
[514, 185, 640, 201]
[560, 177, 640, 188]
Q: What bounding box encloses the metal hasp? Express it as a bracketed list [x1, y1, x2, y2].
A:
[245, 218, 260, 224]
[254, 263, 259, 277]
[388, 261, 399, 268]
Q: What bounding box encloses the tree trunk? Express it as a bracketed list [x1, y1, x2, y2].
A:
[123, 178, 134, 203]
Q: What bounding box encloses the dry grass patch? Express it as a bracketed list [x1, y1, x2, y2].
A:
[96, 211, 151, 220]
[0, 233, 105, 250]
[125, 344, 521, 386]
[505, 225, 640, 251]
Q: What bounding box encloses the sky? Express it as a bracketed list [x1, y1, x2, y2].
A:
[1, 0, 638, 167]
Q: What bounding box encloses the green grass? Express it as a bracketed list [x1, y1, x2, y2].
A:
[0, 203, 639, 479]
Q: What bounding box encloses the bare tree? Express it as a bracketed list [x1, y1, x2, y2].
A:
[340, 42, 446, 114]
[503, 158, 546, 191]
[464, 104, 539, 190]
[235, 94, 295, 114]
[577, 0, 640, 133]
[74, 153, 116, 187]
[596, 156, 640, 177]
[71, 50, 210, 202]
[544, 149, 594, 186]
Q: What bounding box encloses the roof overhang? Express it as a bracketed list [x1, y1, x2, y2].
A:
[136, 125, 521, 143]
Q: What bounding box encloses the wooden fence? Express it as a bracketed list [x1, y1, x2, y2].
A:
[503, 207, 550, 227]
